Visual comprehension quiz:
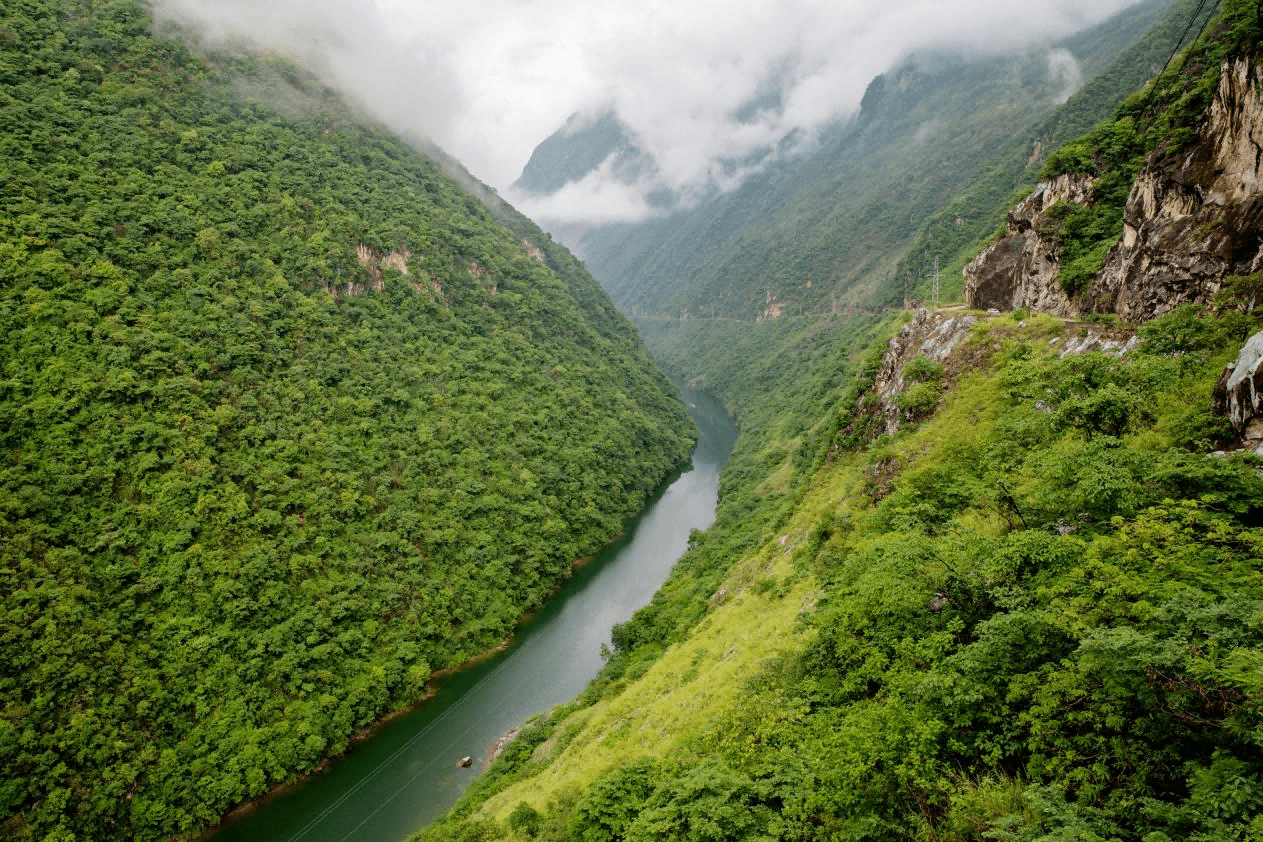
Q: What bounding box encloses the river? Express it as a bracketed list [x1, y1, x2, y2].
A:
[208, 381, 736, 842]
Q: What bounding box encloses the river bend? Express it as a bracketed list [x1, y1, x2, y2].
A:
[209, 382, 735, 842]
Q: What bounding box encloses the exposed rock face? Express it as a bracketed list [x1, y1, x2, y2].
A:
[490, 726, 522, 762]
[966, 57, 1263, 321]
[1054, 332, 1141, 358]
[1213, 329, 1263, 453]
[328, 242, 416, 299]
[759, 289, 785, 321]
[963, 174, 1093, 316]
[874, 308, 976, 434]
[1087, 58, 1263, 320]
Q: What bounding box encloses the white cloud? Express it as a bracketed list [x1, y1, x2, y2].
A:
[155, 0, 1145, 219]
[513, 163, 663, 226]
[1048, 47, 1086, 103]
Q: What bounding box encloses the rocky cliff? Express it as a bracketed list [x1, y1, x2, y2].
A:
[963, 174, 1094, 315]
[965, 56, 1263, 321]
[874, 308, 978, 434]
[872, 308, 1139, 435]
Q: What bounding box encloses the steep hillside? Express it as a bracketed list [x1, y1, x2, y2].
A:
[520, 0, 1189, 322]
[417, 3, 1263, 840]
[0, 3, 693, 840]
[966, 0, 1263, 321]
[419, 312, 1263, 842]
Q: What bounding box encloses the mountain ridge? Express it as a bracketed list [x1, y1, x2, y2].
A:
[515, 0, 1187, 323]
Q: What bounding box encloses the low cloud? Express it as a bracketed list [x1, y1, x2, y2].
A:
[154, 0, 1145, 221]
[1048, 48, 1086, 103]
[513, 165, 663, 227]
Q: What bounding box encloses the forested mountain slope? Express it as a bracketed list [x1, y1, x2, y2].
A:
[521, 0, 1198, 322]
[418, 2, 1263, 839]
[0, 2, 693, 840]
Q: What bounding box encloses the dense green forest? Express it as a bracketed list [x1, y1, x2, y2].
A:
[416, 2, 1263, 840]
[0, 2, 694, 840]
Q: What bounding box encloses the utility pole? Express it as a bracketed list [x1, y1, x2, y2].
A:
[931, 256, 940, 310]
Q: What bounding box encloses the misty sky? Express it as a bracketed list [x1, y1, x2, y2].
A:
[156, 0, 1146, 221]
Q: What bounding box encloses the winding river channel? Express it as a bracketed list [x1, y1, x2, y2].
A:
[209, 381, 736, 842]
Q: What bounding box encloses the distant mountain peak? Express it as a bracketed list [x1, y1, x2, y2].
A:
[511, 108, 654, 198]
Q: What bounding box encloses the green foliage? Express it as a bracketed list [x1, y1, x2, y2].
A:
[506, 802, 543, 837]
[571, 759, 659, 842]
[1139, 302, 1263, 354]
[1058, 211, 1123, 295]
[1039, 116, 1147, 295]
[893, 355, 947, 423]
[1214, 271, 1263, 312]
[894, 381, 942, 421]
[1042, 140, 1096, 177]
[0, 2, 693, 840]
[901, 355, 944, 384]
[623, 760, 778, 842]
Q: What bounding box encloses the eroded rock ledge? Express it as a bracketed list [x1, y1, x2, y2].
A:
[963, 174, 1092, 316]
[874, 308, 977, 435]
[875, 309, 1139, 436]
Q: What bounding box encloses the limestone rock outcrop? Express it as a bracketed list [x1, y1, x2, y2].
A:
[1086, 57, 1263, 321]
[874, 308, 976, 435]
[963, 174, 1093, 316]
[1213, 329, 1263, 453]
[874, 309, 1143, 437]
[966, 57, 1263, 321]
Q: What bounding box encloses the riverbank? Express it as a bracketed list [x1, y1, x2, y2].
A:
[196, 435, 707, 841]
[202, 383, 734, 842]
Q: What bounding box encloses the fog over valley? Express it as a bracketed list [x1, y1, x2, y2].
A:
[156, 0, 1148, 222]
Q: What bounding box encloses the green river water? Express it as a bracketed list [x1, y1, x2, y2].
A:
[208, 382, 736, 842]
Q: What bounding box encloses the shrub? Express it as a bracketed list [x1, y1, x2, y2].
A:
[896, 381, 942, 420]
[902, 355, 945, 384]
[572, 759, 660, 842]
[1138, 303, 1231, 354]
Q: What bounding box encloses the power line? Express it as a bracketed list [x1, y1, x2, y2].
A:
[1136, 0, 1220, 118]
